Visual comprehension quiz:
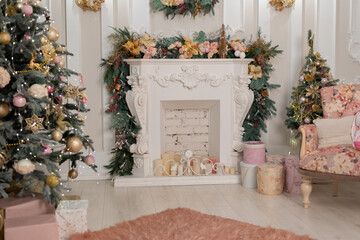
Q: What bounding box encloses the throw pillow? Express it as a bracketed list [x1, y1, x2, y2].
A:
[314, 115, 353, 148]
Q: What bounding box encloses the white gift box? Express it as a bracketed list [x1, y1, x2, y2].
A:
[240, 161, 258, 189]
[56, 200, 88, 240]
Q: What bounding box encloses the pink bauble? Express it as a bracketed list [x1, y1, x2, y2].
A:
[53, 55, 62, 64]
[304, 117, 311, 124]
[24, 32, 32, 41]
[84, 154, 95, 166]
[300, 97, 306, 103]
[321, 78, 328, 84]
[299, 76, 305, 82]
[47, 85, 54, 93]
[22, 4, 33, 16]
[41, 145, 52, 155]
[12, 94, 26, 107]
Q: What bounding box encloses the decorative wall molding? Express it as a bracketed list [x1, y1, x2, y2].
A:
[151, 65, 231, 89]
[349, 0, 360, 64]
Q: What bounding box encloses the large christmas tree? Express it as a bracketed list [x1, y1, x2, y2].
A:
[285, 30, 337, 130]
[0, 0, 96, 204]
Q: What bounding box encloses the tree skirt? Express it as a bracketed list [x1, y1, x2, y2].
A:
[70, 208, 315, 240]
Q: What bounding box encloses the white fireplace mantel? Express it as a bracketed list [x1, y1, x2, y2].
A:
[114, 58, 253, 187]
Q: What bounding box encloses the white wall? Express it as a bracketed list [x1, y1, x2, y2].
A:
[49, 0, 360, 179]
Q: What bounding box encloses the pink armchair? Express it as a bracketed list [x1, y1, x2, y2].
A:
[298, 85, 360, 208]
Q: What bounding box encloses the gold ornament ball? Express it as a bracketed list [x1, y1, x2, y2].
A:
[46, 174, 59, 187]
[0, 102, 10, 118]
[68, 168, 78, 179]
[0, 31, 11, 45]
[315, 61, 320, 66]
[47, 26, 59, 42]
[66, 136, 83, 153]
[39, 35, 49, 45]
[59, 60, 66, 67]
[51, 129, 63, 141]
[14, 2, 24, 13]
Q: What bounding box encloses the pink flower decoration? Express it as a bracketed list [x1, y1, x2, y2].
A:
[140, 46, 157, 59]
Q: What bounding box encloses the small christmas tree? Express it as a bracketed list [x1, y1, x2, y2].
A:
[285, 30, 337, 130]
[0, 0, 96, 204]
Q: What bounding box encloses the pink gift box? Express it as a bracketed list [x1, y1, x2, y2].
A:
[243, 141, 266, 165]
[266, 154, 284, 165]
[0, 194, 55, 219]
[284, 155, 302, 194]
[5, 214, 59, 240]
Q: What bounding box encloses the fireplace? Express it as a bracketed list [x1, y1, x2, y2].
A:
[114, 59, 253, 187]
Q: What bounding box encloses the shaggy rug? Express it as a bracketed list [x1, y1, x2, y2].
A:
[70, 208, 314, 240]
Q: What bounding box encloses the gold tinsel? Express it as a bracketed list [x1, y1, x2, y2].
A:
[75, 0, 105, 12]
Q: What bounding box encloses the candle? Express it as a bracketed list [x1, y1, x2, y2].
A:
[178, 163, 184, 176]
[224, 166, 230, 174]
[168, 150, 175, 161]
[192, 157, 201, 175]
[174, 155, 181, 163]
[205, 163, 212, 175]
[209, 157, 217, 174]
[153, 159, 163, 177]
[161, 152, 171, 176]
[230, 167, 236, 175]
[171, 162, 178, 176]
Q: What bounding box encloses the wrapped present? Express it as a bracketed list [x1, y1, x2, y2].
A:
[266, 154, 285, 165]
[0, 194, 55, 219]
[284, 155, 302, 194]
[240, 161, 258, 189]
[257, 163, 284, 195]
[243, 141, 266, 165]
[5, 214, 59, 240]
[56, 200, 88, 240]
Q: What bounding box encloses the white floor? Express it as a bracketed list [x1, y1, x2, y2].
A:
[65, 180, 360, 240]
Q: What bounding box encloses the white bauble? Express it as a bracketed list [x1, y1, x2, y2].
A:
[28, 84, 48, 99]
[13, 159, 35, 175]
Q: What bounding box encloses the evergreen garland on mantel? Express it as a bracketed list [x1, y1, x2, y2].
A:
[101, 28, 282, 176]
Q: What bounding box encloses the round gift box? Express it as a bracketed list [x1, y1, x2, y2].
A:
[240, 161, 258, 189]
[257, 163, 284, 195]
[243, 141, 266, 165]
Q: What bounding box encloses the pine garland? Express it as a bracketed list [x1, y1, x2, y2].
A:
[102, 27, 282, 176]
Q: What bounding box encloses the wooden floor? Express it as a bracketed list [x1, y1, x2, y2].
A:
[65, 180, 360, 240]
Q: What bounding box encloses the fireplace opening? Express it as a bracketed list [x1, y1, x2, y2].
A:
[160, 100, 220, 160]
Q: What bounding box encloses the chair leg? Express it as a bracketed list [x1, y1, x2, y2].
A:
[301, 175, 312, 209]
[333, 180, 339, 197]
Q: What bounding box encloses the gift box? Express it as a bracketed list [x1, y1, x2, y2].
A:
[284, 155, 302, 194]
[266, 154, 285, 165]
[257, 163, 284, 195]
[56, 200, 88, 240]
[240, 161, 258, 189]
[5, 214, 59, 240]
[243, 141, 266, 165]
[0, 194, 55, 219]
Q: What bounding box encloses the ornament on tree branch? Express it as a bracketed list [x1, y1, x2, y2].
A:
[12, 94, 26, 108]
[64, 84, 80, 100]
[51, 129, 63, 141]
[0, 102, 9, 118]
[0, 30, 11, 45]
[13, 159, 35, 175]
[66, 136, 83, 153]
[25, 113, 45, 134]
[46, 173, 59, 187]
[47, 26, 59, 42]
[68, 168, 78, 179]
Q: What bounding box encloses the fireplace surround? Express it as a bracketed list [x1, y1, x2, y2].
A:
[114, 59, 253, 187]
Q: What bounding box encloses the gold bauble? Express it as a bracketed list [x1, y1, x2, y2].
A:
[0, 102, 9, 118]
[66, 136, 83, 153]
[59, 60, 66, 67]
[0, 150, 7, 168]
[47, 26, 59, 42]
[14, 2, 24, 13]
[51, 129, 63, 141]
[68, 168, 78, 179]
[46, 173, 59, 187]
[0, 31, 11, 45]
[39, 35, 49, 46]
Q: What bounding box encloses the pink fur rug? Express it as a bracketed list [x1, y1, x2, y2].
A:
[70, 208, 315, 240]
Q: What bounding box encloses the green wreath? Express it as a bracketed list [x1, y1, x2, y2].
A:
[153, 0, 219, 19]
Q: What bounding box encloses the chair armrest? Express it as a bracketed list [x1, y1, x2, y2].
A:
[298, 124, 319, 160]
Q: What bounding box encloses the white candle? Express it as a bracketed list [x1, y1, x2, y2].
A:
[153, 159, 163, 177]
[178, 163, 184, 176]
[192, 157, 201, 175]
[230, 167, 236, 175]
[224, 166, 230, 174]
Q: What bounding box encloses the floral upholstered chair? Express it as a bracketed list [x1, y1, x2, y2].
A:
[298, 85, 360, 208]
